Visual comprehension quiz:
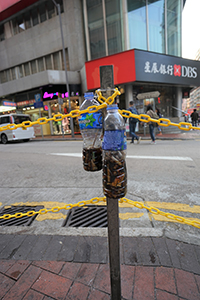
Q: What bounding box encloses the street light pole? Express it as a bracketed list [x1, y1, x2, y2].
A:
[52, 0, 74, 137]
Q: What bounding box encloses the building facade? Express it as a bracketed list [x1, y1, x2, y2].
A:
[0, 0, 199, 137]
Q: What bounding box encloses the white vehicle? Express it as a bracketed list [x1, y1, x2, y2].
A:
[0, 114, 35, 144]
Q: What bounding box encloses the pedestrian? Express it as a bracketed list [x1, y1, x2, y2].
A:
[146, 104, 157, 144]
[128, 101, 141, 144]
[191, 109, 199, 128]
[155, 107, 162, 135]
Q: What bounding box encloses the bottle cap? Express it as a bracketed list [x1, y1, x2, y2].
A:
[107, 104, 118, 110]
[84, 92, 94, 99]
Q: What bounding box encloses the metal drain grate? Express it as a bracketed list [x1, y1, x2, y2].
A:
[0, 205, 44, 226]
[62, 205, 108, 227]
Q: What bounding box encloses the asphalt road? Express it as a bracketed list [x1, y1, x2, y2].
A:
[0, 138, 200, 244]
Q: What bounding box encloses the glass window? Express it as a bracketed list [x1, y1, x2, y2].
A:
[12, 18, 18, 35]
[105, 0, 122, 55]
[87, 0, 106, 59]
[167, 0, 181, 56]
[56, 0, 64, 13]
[17, 65, 24, 78]
[0, 24, 5, 41]
[39, 3, 47, 23]
[11, 67, 17, 80]
[6, 70, 11, 81]
[31, 60, 37, 74]
[0, 116, 10, 124]
[53, 52, 61, 70]
[61, 49, 70, 70]
[148, 0, 165, 53]
[45, 54, 53, 69]
[0, 71, 7, 83]
[38, 57, 45, 72]
[24, 62, 30, 76]
[128, 0, 147, 50]
[31, 7, 39, 26]
[47, 1, 56, 19]
[24, 11, 32, 29]
[4, 22, 12, 39]
[17, 15, 25, 32]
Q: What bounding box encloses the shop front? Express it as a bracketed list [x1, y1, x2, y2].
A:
[85, 49, 200, 121]
[0, 100, 17, 115]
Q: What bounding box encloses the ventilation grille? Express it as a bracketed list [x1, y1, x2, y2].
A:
[0, 205, 44, 226]
[62, 205, 108, 227]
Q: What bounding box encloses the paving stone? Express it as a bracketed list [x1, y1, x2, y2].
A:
[0, 234, 26, 259]
[0, 273, 15, 299]
[60, 262, 82, 280]
[14, 235, 39, 260]
[0, 260, 15, 273]
[0, 234, 14, 253]
[33, 261, 65, 274]
[133, 266, 154, 300]
[74, 236, 108, 263]
[76, 263, 99, 286]
[194, 245, 200, 264]
[2, 265, 42, 300]
[137, 237, 159, 266]
[175, 268, 200, 300]
[155, 267, 176, 294]
[66, 281, 90, 299]
[26, 235, 52, 261]
[123, 237, 142, 265]
[195, 274, 200, 292]
[22, 289, 44, 300]
[165, 239, 181, 269]
[121, 264, 135, 300]
[156, 290, 178, 300]
[6, 260, 31, 280]
[93, 264, 111, 294]
[152, 237, 172, 267]
[178, 242, 200, 274]
[32, 269, 72, 300]
[57, 236, 79, 261]
[41, 235, 66, 261]
[87, 288, 110, 300]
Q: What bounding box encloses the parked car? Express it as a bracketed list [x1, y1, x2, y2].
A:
[0, 114, 35, 144]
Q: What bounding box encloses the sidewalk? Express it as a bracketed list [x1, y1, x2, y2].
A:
[33, 129, 200, 142]
[0, 234, 200, 299]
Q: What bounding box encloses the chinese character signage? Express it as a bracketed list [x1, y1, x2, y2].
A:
[2, 101, 16, 107]
[134, 49, 200, 86]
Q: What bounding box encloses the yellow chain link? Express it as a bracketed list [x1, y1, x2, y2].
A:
[1, 88, 199, 131]
[1, 197, 200, 229]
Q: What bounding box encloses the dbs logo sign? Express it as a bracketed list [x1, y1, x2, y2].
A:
[174, 65, 181, 77]
[174, 64, 197, 78]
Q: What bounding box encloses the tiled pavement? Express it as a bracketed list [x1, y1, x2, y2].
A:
[0, 234, 200, 299]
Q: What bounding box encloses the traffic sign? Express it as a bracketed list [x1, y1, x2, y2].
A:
[34, 94, 41, 102]
[34, 101, 43, 108]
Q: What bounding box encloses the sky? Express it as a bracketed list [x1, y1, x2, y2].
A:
[182, 0, 200, 59]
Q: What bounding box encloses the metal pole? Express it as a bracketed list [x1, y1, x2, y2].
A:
[106, 198, 121, 300]
[52, 0, 74, 137]
[59, 103, 65, 138]
[39, 108, 44, 140]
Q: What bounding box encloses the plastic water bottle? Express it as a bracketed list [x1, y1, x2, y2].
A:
[102, 104, 127, 198]
[78, 92, 103, 172]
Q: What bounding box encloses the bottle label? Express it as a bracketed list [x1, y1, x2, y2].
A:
[102, 130, 127, 151]
[78, 112, 102, 130]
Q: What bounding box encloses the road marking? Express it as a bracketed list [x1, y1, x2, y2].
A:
[49, 153, 193, 161]
[127, 155, 193, 161]
[49, 153, 82, 157]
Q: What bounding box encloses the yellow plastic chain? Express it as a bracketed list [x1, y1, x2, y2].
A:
[0, 197, 200, 229]
[1, 88, 199, 132]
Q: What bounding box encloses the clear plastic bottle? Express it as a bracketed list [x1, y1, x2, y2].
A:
[78, 92, 103, 172]
[102, 104, 127, 198]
